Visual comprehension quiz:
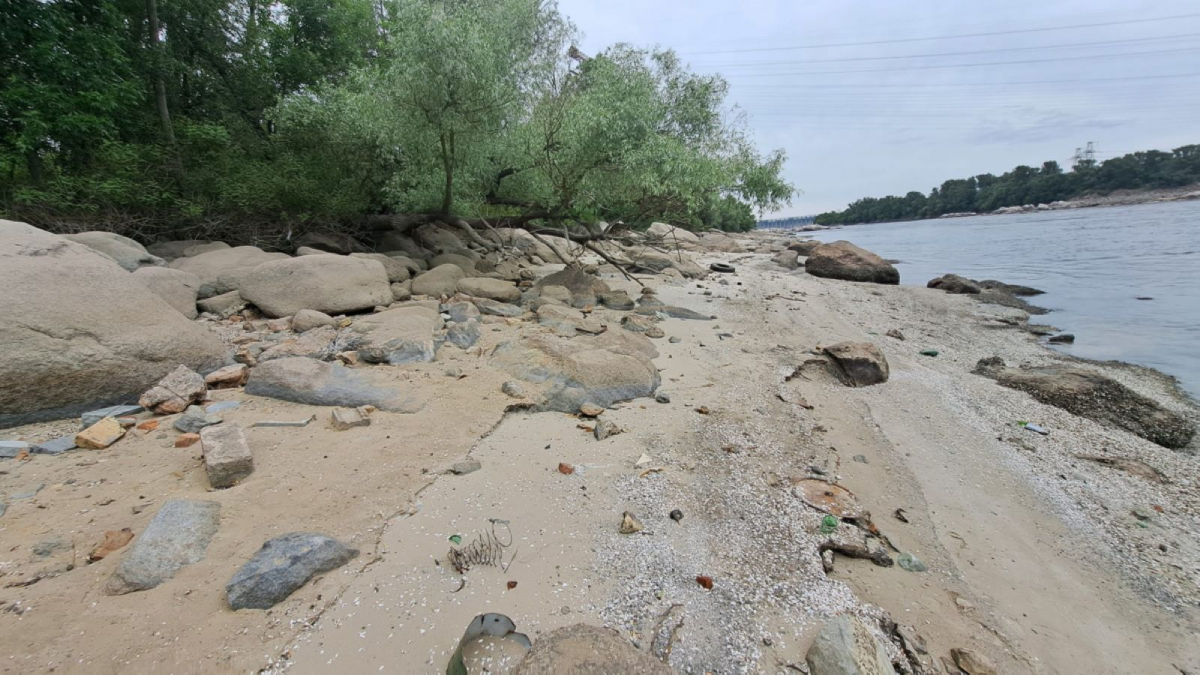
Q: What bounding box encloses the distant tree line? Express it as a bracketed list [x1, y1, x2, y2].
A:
[0, 0, 792, 242]
[815, 145, 1200, 225]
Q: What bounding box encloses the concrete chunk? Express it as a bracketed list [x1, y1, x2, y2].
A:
[0, 441, 30, 458]
[200, 424, 254, 489]
[31, 436, 76, 455]
[76, 417, 126, 449]
[330, 407, 370, 430]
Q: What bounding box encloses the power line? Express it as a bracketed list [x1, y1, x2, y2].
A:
[681, 12, 1200, 55]
[693, 33, 1200, 68]
[710, 46, 1200, 77]
[724, 72, 1200, 88]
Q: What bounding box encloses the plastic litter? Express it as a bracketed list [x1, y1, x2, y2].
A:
[897, 552, 927, 572]
[819, 514, 838, 534]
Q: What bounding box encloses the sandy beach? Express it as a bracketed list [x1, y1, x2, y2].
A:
[2, 232, 1197, 674]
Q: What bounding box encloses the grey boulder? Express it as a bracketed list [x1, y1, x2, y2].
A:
[411, 263, 467, 298]
[132, 267, 202, 318]
[106, 499, 221, 594]
[246, 357, 422, 412]
[227, 533, 357, 610]
[350, 252, 411, 282]
[0, 221, 227, 428]
[352, 305, 442, 364]
[168, 245, 289, 298]
[927, 274, 981, 294]
[63, 231, 165, 271]
[238, 255, 393, 317]
[456, 277, 521, 303]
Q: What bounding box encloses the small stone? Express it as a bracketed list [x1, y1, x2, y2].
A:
[0, 440, 30, 458]
[205, 400, 241, 414]
[76, 417, 126, 449]
[139, 365, 207, 414]
[331, 407, 370, 430]
[451, 460, 481, 475]
[205, 364, 249, 389]
[579, 403, 604, 417]
[558, 462, 575, 475]
[31, 436, 76, 455]
[1048, 333, 1075, 344]
[669, 509, 683, 522]
[852, 454, 868, 464]
[886, 328, 905, 341]
[501, 381, 524, 398]
[669, 336, 682, 344]
[954, 596, 975, 611]
[81, 405, 143, 428]
[200, 424, 254, 489]
[619, 511, 643, 534]
[594, 418, 619, 441]
[174, 406, 223, 434]
[655, 392, 671, 404]
[253, 417, 315, 428]
[175, 433, 201, 448]
[33, 536, 70, 557]
[137, 419, 160, 432]
[226, 533, 357, 610]
[951, 648, 997, 675]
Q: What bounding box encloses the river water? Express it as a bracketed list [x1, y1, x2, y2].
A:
[807, 201, 1200, 398]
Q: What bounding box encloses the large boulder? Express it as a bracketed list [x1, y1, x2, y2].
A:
[774, 249, 801, 270]
[699, 231, 742, 252]
[823, 342, 890, 386]
[414, 223, 465, 252]
[227, 533, 356, 610]
[805, 615, 897, 675]
[245, 357, 422, 412]
[132, 267, 202, 318]
[491, 330, 660, 412]
[486, 227, 560, 261]
[376, 231, 426, 257]
[806, 241, 899, 284]
[63, 231, 165, 271]
[146, 239, 211, 260]
[927, 274, 981, 294]
[788, 240, 821, 256]
[646, 222, 700, 246]
[429, 252, 477, 274]
[0, 221, 228, 427]
[513, 623, 673, 675]
[169, 246, 289, 298]
[974, 359, 1194, 449]
[533, 266, 611, 308]
[238, 255, 392, 317]
[350, 252, 410, 282]
[351, 305, 442, 364]
[411, 263, 467, 298]
[106, 500, 221, 595]
[457, 277, 521, 303]
[293, 232, 364, 254]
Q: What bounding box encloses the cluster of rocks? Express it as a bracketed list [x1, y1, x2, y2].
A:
[761, 236, 900, 285]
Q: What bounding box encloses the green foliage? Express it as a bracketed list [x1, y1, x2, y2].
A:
[816, 146, 1200, 225]
[1, 0, 792, 235]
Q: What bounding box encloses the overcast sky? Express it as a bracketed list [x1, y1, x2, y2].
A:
[557, 0, 1200, 216]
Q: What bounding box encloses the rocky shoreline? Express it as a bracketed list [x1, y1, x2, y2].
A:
[1, 221, 1198, 673]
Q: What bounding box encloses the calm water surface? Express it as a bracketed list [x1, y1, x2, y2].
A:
[808, 201, 1200, 398]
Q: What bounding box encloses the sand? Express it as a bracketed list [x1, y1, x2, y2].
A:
[2, 235, 1198, 674]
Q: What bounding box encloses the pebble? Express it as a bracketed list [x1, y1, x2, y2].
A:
[655, 392, 671, 404]
[451, 460, 482, 475]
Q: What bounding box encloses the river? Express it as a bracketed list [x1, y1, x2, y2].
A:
[808, 201, 1200, 398]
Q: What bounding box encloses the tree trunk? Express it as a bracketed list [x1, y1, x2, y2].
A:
[26, 149, 44, 188]
[145, 0, 176, 146]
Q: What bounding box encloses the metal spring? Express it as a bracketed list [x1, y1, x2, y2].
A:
[448, 519, 515, 574]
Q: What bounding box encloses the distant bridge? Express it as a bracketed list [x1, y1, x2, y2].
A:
[756, 214, 818, 230]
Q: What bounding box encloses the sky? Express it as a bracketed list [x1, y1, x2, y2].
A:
[556, 0, 1200, 216]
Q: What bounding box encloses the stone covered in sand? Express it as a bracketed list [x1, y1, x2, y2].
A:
[513, 623, 672, 675]
[806, 240, 899, 285]
[491, 330, 660, 412]
[245, 357, 422, 412]
[823, 342, 890, 387]
[975, 359, 1194, 449]
[0, 220, 228, 427]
